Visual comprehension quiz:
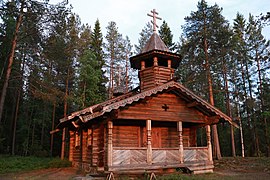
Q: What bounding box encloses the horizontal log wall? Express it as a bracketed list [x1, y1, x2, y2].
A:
[92, 124, 105, 167]
[113, 126, 140, 147]
[140, 66, 174, 91]
[113, 124, 194, 149]
[118, 93, 207, 123]
[72, 131, 81, 163]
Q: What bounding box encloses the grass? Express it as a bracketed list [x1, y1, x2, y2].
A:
[0, 155, 71, 174]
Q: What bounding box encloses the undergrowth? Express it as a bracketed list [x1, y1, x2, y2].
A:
[0, 155, 71, 174]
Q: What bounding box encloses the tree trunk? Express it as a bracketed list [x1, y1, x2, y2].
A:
[50, 102, 56, 157]
[256, 52, 270, 156]
[0, 2, 24, 123]
[203, 37, 222, 160]
[125, 51, 129, 93]
[11, 90, 21, 155]
[61, 68, 70, 160]
[40, 103, 46, 147]
[223, 61, 236, 157]
[109, 48, 114, 99]
[244, 58, 260, 156]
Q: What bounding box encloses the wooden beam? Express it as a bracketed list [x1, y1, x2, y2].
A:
[107, 120, 113, 167]
[207, 116, 220, 124]
[146, 120, 152, 164]
[72, 121, 79, 128]
[50, 128, 60, 134]
[79, 116, 85, 123]
[187, 101, 200, 108]
[206, 125, 213, 161]
[177, 121, 184, 163]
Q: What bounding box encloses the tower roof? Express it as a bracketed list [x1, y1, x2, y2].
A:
[141, 32, 169, 53]
[130, 32, 181, 70]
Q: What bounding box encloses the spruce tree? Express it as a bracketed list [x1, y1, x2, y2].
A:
[91, 19, 107, 100]
[158, 20, 175, 51]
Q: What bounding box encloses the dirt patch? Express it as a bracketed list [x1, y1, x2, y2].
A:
[213, 157, 270, 180]
[0, 157, 270, 179]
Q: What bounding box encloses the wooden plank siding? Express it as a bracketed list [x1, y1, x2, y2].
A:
[117, 93, 208, 123]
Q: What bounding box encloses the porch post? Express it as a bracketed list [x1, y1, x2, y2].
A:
[108, 120, 113, 167]
[206, 125, 213, 161]
[146, 119, 152, 164]
[177, 121, 184, 163]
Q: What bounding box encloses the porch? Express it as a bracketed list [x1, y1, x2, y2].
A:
[108, 147, 213, 173]
[106, 120, 213, 174]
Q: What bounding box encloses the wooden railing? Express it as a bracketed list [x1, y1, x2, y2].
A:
[112, 147, 209, 166]
[112, 147, 147, 165]
[184, 147, 208, 162]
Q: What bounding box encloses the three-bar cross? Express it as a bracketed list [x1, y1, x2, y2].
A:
[147, 9, 162, 32]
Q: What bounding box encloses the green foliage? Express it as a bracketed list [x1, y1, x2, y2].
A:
[135, 22, 153, 54]
[0, 155, 71, 174]
[159, 20, 175, 51]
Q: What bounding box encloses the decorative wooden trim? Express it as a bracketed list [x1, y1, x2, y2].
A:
[206, 125, 212, 161]
[187, 101, 200, 108]
[177, 121, 184, 163]
[108, 120, 113, 167]
[207, 116, 220, 124]
[146, 120, 152, 164]
[72, 121, 79, 128]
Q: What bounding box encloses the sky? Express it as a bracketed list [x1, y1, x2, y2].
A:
[50, 0, 270, 45]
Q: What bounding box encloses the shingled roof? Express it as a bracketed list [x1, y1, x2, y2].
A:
[55, 80, 238, 131]
[141, 32, 169, 53]
[130, 32, 181, 70]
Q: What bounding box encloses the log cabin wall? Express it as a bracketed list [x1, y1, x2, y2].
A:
[118, 93, 207, 123]
[69, 131, 75, 162]
[72, 130, 82, 163]
[92, 124, 105, 167]
[113, 125, 140, 147]
[112, 120, 197, 149]
[140, 66, 174, 91]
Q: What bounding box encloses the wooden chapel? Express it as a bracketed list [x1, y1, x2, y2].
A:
[53, 9, 238, 175]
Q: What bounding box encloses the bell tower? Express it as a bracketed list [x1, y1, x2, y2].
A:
[130, 9, 181, 91]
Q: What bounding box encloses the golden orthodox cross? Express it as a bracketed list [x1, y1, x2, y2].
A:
[147, 9, 162, 32]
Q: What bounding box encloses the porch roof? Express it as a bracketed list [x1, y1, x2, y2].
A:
[54, 80, 238, 131]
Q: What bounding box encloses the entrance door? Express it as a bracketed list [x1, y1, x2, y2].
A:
[151, 127, 161, 148]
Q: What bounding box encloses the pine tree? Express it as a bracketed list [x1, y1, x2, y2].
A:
[104, 21, 124, 98]
[135, 22, 152, 54]
[246, 14, 270, 156]
[180, 0, 234, 159]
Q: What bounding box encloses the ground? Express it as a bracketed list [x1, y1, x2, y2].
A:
[0, 157, 270, 179]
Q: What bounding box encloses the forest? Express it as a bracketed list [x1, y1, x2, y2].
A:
[0, 0, 270, 159]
